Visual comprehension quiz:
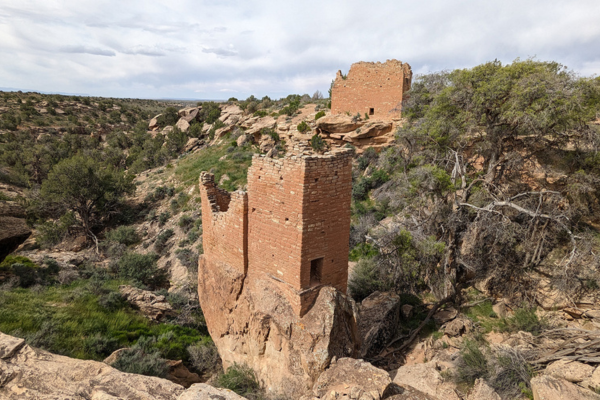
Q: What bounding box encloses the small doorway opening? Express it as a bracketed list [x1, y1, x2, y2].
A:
[369, 108, 374, 115]
[310, 258, 323, 286]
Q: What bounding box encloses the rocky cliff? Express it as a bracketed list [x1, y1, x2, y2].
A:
[197, 255, 360, 399]
[0, 331, 243, 400]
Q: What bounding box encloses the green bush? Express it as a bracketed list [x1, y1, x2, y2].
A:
[110, 336, 169, 378]
[36, 212, 77, 248]
[457, 340, 489, 385]
[348, 258, 390, 302]
[188, 341, 221, 376]
[315, 111, 326, 120]
[217, 363, 262, 397]
[158, 211, 170, 226]
[310, 133, 325, 152]
[178, 215, 194, 231]
[253, 110, 268, 118]
[297, 121, 310, 133]
[0, 255, 37, 270]
[155, 229, 175, 253]
[175, 249, 198, 271]
[111, 253, 167, 288]
[105, 226, 139, 246]
[500, 306, 547, 335]
[261, 128, 279, 142]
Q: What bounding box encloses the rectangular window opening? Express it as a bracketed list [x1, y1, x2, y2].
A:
[310, 257, 323, 286]
[369, 108, 374, 115]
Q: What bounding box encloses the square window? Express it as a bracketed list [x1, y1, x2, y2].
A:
[310, 258, 323, 286]
[369, 108, 374, 115]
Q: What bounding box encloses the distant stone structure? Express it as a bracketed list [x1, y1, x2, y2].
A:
[331, 59, 412, 120]
[199, 145, 353, 316]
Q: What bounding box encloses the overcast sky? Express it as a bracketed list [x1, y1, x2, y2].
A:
[1, 0, 599, 100]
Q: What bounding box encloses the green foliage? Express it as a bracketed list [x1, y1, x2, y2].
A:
[279, 99, 300, 116]
[178, 214, 194, 232]
[349, 243, 378, 262]
[297, 121, 310, 133]
[253, 110, 268, 118]
[499, 306, 547, 335]
[352, 169, 390, 201]
[155, 229, 174, 253]
[217, 363, 262, 397]
[158, 211, 170, 226]
[175, 142, 256, 190]
[457, 340, 489, 385]
[105, 226, 140, 246]
[155, 107, 178, 128]
[310, 133, 325, 152]
[110, 336, 169, 378]
[315, 111, 326, 120]
[187, 341, 221, 376]
[348, 258, 391, 302]
[110, 253, 167, 288]
[200, 102, 222, 124]
[41, 155, 134, 235]
[0, 255, 37, 270]
[188, 121, 204, 138]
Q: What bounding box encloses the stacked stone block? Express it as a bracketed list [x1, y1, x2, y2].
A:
[331, 59, 412, 120]
[199, 148, 353, 316]
[199, 172, 248, 275]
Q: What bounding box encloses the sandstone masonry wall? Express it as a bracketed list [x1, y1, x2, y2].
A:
[331, 59, 412, 120]
[200, 172, 248, 274]
[199, 148, 353, 316]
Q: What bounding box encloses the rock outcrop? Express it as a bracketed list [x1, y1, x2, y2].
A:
[197, 255, 359, 399]
[358, 291, 401, 358]
[0, 201, 32, 262]
[0, 331, 245, 399]
[0, 331, 184, 399]
[531, 374, 600, 400]
[315, 114, 395, 152]
[178, 384, 246, 400]
[391, 362, 460, 400]
[301, 358, 398, 400]
[119, 285, 174, 321]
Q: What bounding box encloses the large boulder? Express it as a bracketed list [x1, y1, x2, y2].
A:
[245, 116, 277, 137]
[176, 118, 190, 133]
[344, 121, 393, 140]
[0, 331, 185, 399]
[197, 256, 360, 399]
[391, 362, 460, 400]
[178, 107, 200, 120]
[219, 104, 244, 125]
[531, 374, 600, 400]
[119, 285, 174, 321]
[546, 359, 595, 383]
[358, 291, 401, 358]
[302, 358, 398, 400]
[178, 383, 247, 400]
[316, 114, 364, 134]
[149, 114, 162, 130]
[466, 379, 501, 400]
[0, 201, 32, 262]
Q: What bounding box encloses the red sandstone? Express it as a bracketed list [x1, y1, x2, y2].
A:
[331, 59, 412, 120]
[199, 149, 353, 316]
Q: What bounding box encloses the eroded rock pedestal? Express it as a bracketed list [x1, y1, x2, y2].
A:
[198, 256, 359, 398]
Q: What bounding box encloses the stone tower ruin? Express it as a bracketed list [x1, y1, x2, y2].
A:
[199, 147, 353, 316]
[331, 59, 412, 120]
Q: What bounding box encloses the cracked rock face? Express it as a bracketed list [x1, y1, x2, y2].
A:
[0, 331, 185, 400]
[197, 255, 360, 399]
[0, 331, 246, 399]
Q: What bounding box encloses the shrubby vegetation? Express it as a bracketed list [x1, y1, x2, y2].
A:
[348, 59, 600, 304]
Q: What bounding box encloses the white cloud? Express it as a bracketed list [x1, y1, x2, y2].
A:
[0, 0, 599, 99]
